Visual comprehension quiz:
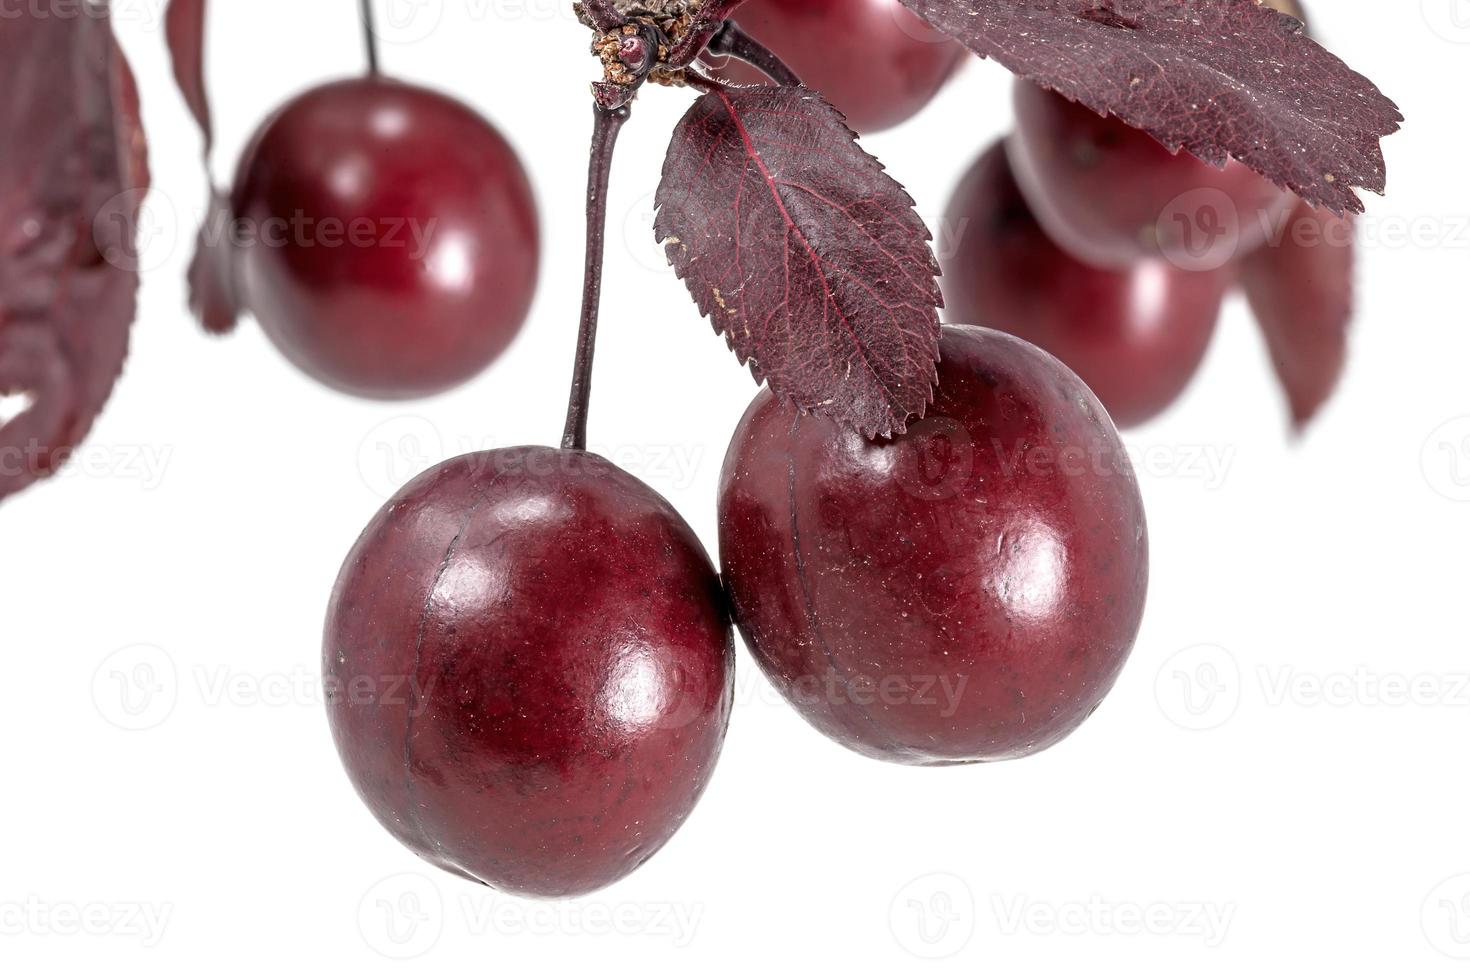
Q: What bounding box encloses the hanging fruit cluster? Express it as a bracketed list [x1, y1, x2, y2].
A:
[1, 0, 1399, 900]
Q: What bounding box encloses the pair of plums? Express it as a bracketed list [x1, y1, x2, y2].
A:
[326, 327, 1149, 897]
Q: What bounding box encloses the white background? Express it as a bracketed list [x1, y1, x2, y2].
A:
[3, 0, 1468, 975]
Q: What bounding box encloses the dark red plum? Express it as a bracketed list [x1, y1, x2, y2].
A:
[325, 448, 734, 898]
[710, 0, 965, 134]
[718, 326, 1148, 764]
[229, 77, 539, 398]
[941, 142, 1228, 428]
[1007, 83, 1295, 270]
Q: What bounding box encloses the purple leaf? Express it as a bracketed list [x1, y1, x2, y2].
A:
[899, 0, 1401, 214]
[165, 0, 213, 154]
[0, 3, 149, 501]
[656, 86, 942, 437]
[1240, 198, 1354, 430]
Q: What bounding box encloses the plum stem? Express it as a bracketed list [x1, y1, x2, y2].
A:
[665, 0, 750, 67]
[706, 20, 802, 86]
[562, 102, 631, 453]
[581, 0, 626, 33]
[360, 0, 381, 75]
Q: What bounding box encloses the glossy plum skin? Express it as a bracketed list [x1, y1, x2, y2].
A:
[713, 0, 966, 134]
[941, 142, 1228, 428]
[231, 77, 538, 399]
[719, 327, 1148, 765]
[1008, 83, 1295, 270]
[325, 448, 734, 897]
